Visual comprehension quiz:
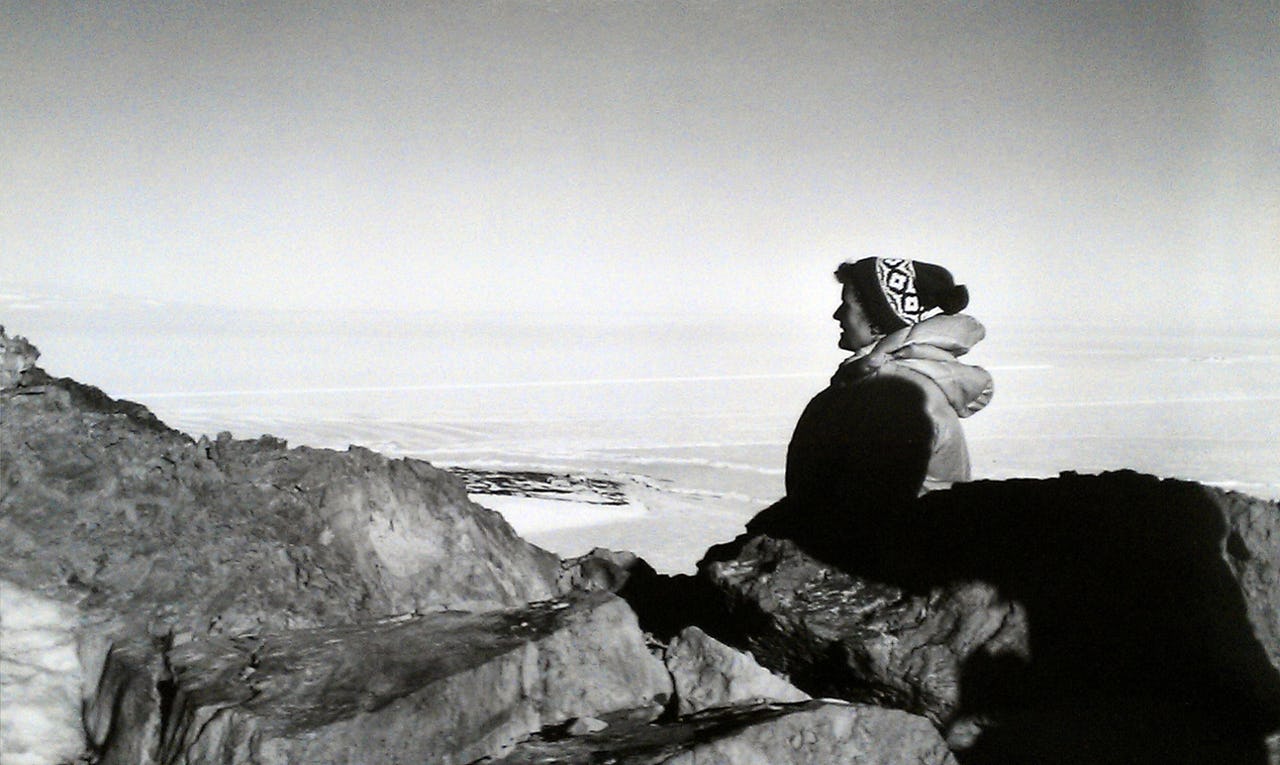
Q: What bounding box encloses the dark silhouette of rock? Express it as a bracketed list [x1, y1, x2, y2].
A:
[90, 592, 671, 765]
[675, 472, 1280, 763]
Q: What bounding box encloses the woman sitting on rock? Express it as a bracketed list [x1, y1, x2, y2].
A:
[784, 258, 993, 511]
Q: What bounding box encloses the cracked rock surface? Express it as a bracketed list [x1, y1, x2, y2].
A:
[91, 592, 672, 765]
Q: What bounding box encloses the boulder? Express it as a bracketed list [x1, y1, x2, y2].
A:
[489, 700, 956, 764]
[697, 534, 1028, 724]
[665, 625, 809, 715]
[687, 472, 1280, 761]
[559, 547, 649, 594]
[91, 592, 671, 765]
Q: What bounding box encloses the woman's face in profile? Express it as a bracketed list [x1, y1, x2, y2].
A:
[833, 284, 880, 351]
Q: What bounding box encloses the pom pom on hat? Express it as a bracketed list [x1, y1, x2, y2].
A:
[836, 258, 969, 332]
[936, 283, 969, 315]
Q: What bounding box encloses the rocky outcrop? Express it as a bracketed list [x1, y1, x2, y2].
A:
[1220, 486, 1280, 674]
[697, 535, 1028, 728]
[665, 472, 1280, 763]
[1, 374, 560, 637]
[89, 592, 671, 765]
[1, 349, 561, 626]
[1, 334, 562, 763]
[0, 326, 40, 388]
[488, 699, 957, 764]
[665, 625, 810, 715]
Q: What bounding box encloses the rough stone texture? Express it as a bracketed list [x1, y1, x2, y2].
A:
[85, 637, 167, 765]
[1, 350, 559, 642]
[660, 702, 957, 765]
[0, 326, 40, 389]
[0, 382, 560, 635]
[559, 547, 649, 594]
[0, 335, 562, 762]
[558, 547, 702, 642]
[93, 592, 671, 765]
[0, 580, 86, 765]
[697, 535, 1029, 724]
[686, 471, 1280, 762]
[665, 625, 809, 715]
[488, 700, 956, 765]
[1217, 486, 1280, 676]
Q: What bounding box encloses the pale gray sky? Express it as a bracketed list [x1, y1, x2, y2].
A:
[3, 1, 1276, 325]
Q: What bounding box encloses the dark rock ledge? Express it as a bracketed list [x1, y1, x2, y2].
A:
[598, 472, 1280, 764]
[89, 592, 671, 765]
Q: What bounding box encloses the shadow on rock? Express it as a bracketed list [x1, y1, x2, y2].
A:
[736, 472, 1280, 763]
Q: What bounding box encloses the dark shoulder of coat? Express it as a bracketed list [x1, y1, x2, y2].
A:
[784, 373, 933, 510]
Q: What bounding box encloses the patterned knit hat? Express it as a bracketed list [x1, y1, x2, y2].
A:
[836, 258, 970, 333]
